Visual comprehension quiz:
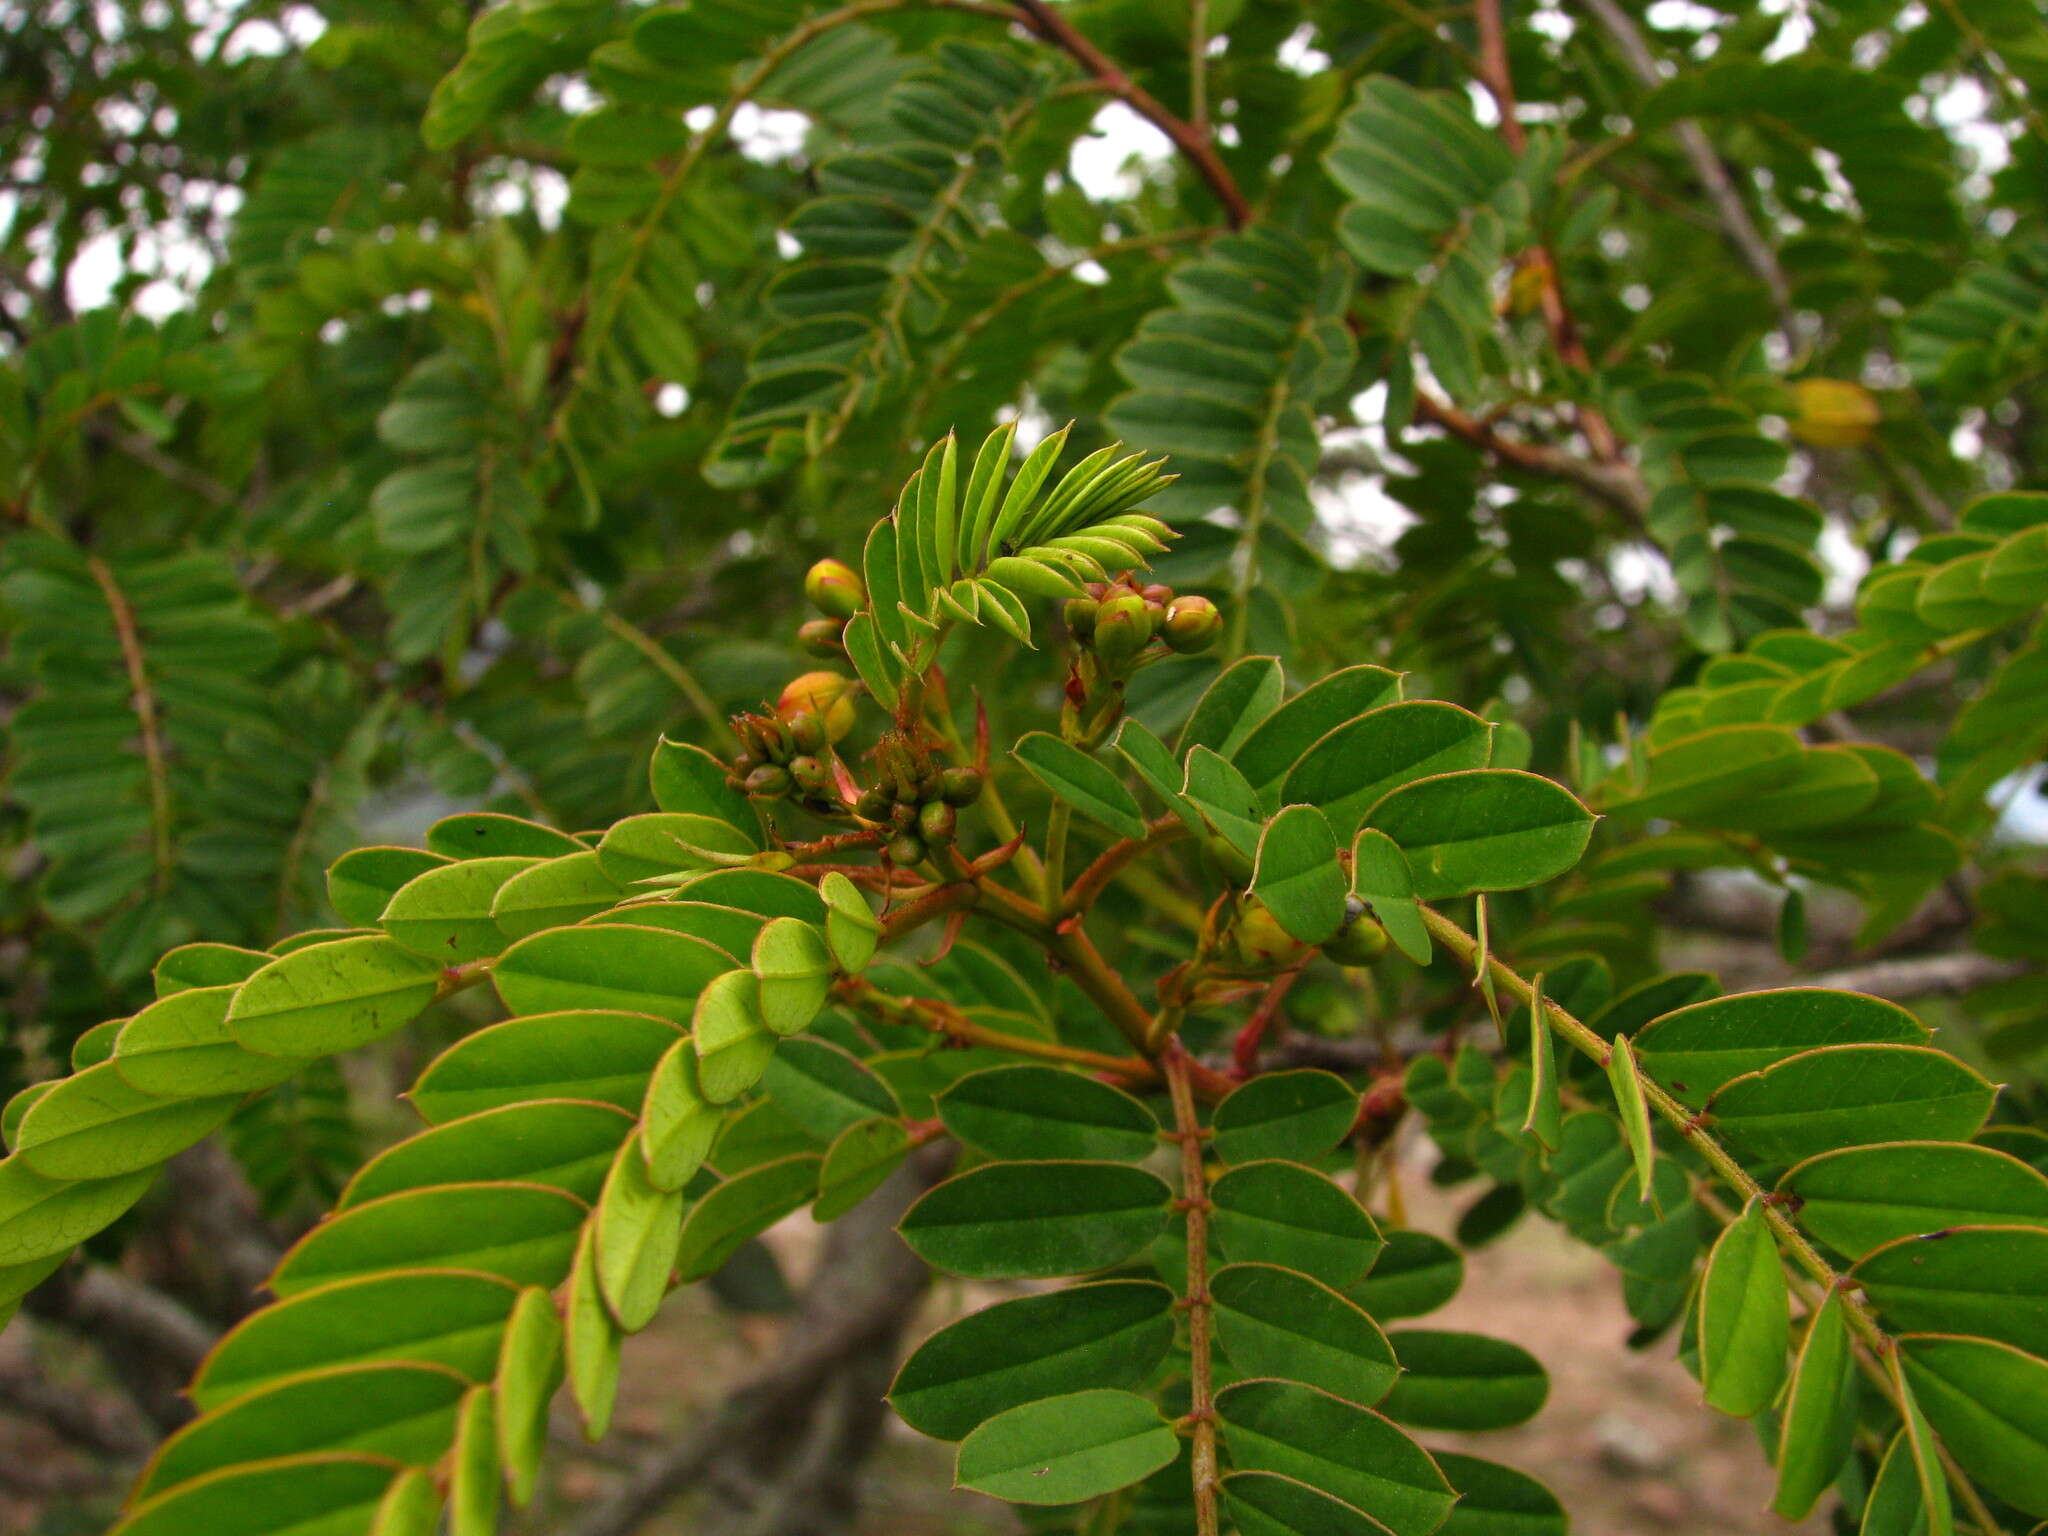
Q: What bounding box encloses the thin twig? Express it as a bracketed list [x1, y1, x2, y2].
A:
[87, 555, 174, 895]
[1009, 0, 1251, 228]
[1164, 1044, 1220, 1536]
[1577, 0, 1798, 340]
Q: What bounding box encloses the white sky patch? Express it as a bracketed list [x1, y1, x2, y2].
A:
[730, 104, 809, 164]
[1816, 517, 1869, 608]
[1277, 26, 1330, 76]
[1069, 104, 1172, 201]
[655, 382, 691, 416]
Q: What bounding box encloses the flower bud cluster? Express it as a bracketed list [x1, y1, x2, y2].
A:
[852, 734, 984, 867]
[729, 671, 859, 811]
[1064, 578, 1221, 666]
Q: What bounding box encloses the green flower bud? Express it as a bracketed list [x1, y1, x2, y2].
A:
[744, 764, 792, 798]
[891, 801, 919, 831]
[853, 787, 891, 823]
[1162, 594, 1223, 654]
[886, 832, 929, 866]
[788, 754, 831, 794]
[918, 800, 958, 847]
[1064, 597, 1099, 639]
[788, 710, 830, 756]
[1229, 898, 1306, 972]
[1092, 592, 1155, 668]
[797, 617, 846, 658]
[804, 558, 865, 620]
[939, 766, 985, 806]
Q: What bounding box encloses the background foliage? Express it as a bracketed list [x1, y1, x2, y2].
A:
[3, 0, 2048, 1532]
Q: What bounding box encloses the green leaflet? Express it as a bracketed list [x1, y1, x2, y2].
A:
[1853, 1225, 2048, 1359]
[192, 1270, 522, 1409]
[1885, 1349, 1957, 1536]
[1351, 829, 1431, 964]
[1611, 723, 1806, 822]
[1223, 1472, 1389, 1536]
[954, 1388, 1178, 1505]
[1232, 665, 1405, 807]
[1433, 1454, 1568, 1536]
[565, 1224, 621, 1441]
[496, 1286, 564, 1507]
[1863, 1428, 1940, 1536]
[1252, 805, 1347, 944]
[1367, 769, 1595, 899]
[891, 1279, 1177, 1440]
[1778, 1141, 2048, 1259]
[1697, 1200, 1789, 1417]
[674, 1153, 820, 1283]
[1281, 701, 1492, 842]
[408, 1011, 681, 1122]
[115, 984, 309, 1096]
[1379, 1328, 1548, 1430]
[1182, 746, 1265, 856]
[328, 847, 453, 930]
[815, 1118, 909, 1222]
[381, 855, 539, 961]
[1605, 1035, 1655, 1203]
[761, 1036, 898, 1138]
[1180, 656, 1286, 759]
[14, 1062, 239, 1180]
[1011, 732, 1148, 842]
[133, 1361, 468, 1501]
[691, 969, 776, 1103]
[493, 923, 730, 1025]
[640, 1037, 720, 1192]
[153, 942, 270, 997]
[1632, 987, 1929, 1109]
[594, 1137, 685, 1330]
[1217, 1378, 1455, 1536]
[597, 811, 756, 886]
[112, 1454, 403, 1536]
[426, 812, 582, 860]
[1708, 1045, 1996, 1167]
[819, 872, 881, 973]
[447, 1384, 497, 1536]
[0, 1156, 155, 1266]
[269, 1181, 587, 1295]
[228, 935, 444, 1058]
[936, 1065, 1158, 1162]
[1349, 1229, 1464, 1320]
[340, 1100, 634, 1207]
[1772, 1291, 1860, 1519]
[1211, 1071, 1357, 1165]
[898, 1160, 1171, 1279]
[490, 852, 624, 941]
[650, 737, 764, 843]
[1210, 1262, 1399, 1405]
[1210, 1160, 1382, 1288]
[751, 917, 832, 1035]
[1899, 1334, 2048, 1517]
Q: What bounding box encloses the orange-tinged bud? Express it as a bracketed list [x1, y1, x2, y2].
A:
[804, 558, 865, 620]
[777, 671, 858, 743]
[1162, 594, 1222, 654]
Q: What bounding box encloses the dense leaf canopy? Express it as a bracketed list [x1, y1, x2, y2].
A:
[3, 0, 2048, 1533]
